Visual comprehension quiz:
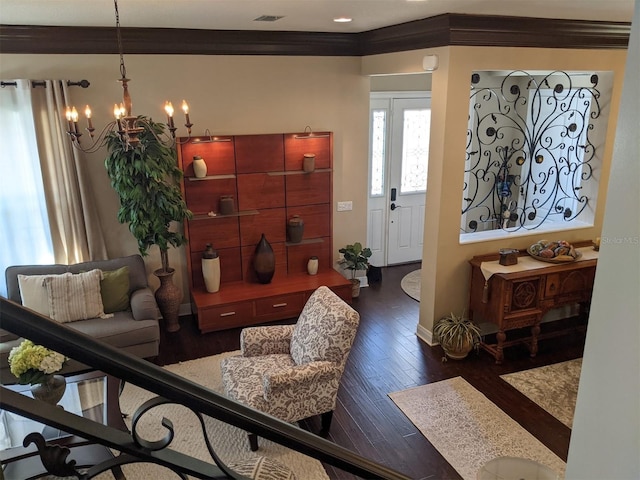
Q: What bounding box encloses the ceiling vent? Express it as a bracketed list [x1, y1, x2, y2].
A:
[254, 15, 285, 22]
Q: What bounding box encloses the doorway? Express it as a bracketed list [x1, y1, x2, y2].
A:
[367, 92, 431, 266]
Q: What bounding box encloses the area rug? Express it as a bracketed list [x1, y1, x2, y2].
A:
[389, 377, 565, 480]
[500, 358, 582, 428]
[400, 269, 421, 301]
[103, 351, 329, 479]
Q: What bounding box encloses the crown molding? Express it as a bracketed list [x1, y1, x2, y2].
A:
[0, 14, 630, 56]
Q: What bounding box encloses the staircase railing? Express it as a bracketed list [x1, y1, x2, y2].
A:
[0, 298, 412, 480]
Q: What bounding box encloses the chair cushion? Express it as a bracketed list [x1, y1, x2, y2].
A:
[227, 456, 297, 480]
[221, 354, 295, 413]
[290, 286, 359, 366]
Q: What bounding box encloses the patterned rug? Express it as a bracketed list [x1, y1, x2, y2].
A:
[400, 269, 421, 301]
[389, 377, 565, 480]
[100, 351, 329, 479]
[500, 358, 582, 428]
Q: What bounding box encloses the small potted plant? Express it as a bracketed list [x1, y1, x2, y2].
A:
[433, 312, 482, 360]
[338, 242, 372, 298]
[8, 340, 67, 404]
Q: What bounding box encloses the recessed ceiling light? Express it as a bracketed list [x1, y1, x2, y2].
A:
[333, 17, 353, 23]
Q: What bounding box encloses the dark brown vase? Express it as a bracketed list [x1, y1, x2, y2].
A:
[154, 268, 182, 332]
[253, 234, 275, 284]
[287, 215, 304, 243]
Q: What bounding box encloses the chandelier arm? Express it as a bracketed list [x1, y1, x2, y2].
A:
[66, 0, 194, 152]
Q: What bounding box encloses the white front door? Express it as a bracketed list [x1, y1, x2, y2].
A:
[367, 93, 431, 266]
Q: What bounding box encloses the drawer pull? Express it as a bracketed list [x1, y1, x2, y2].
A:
[272, 303, 288, 308]
[220, 311, 236, 317]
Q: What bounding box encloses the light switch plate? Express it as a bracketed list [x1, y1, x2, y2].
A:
[337, 201, 353, 212]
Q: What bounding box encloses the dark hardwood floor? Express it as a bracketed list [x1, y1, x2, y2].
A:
[156, 263, 585, 480]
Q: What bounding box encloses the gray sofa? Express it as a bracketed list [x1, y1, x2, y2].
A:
[1, 255, 160, 384]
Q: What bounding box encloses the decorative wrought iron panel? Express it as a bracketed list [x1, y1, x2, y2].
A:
[462, 70, 607, 234]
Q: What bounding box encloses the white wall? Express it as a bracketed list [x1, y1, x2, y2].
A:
[0, 54, 371, 297]
[566, 1, 640, 478]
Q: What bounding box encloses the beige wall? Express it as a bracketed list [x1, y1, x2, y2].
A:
[363, 45, 627, 338]
[0, 54, 371, 297]
[0, 44, 627, 324]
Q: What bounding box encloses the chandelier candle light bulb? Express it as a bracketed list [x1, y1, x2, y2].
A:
[165, 101, 175, 128]
[84, 104, 95, 134]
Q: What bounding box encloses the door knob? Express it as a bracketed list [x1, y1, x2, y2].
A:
[390, 203, 402, 211]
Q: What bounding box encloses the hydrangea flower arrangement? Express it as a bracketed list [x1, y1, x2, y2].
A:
[8, 340, 66, 385]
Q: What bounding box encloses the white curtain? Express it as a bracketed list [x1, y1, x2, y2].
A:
[0, 80, 55, 296]
[0, 79, 107, 297]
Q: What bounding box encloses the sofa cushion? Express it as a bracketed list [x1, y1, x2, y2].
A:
[69, 311, 159, 349]
[100, 266, 130, 314]
[43, 270, 107, 323]
[17, 274, 55, 316]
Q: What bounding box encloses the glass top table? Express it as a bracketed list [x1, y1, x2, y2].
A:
[1, 371, 127, 479]
[478, 456, 560, 480]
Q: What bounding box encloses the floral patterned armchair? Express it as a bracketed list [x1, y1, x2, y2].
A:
[220, 286, 360, 451]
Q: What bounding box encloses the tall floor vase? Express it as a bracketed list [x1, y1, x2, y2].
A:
[154, 268, 182, 332]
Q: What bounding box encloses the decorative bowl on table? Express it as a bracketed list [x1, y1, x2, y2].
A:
[527, 239, 582, 263]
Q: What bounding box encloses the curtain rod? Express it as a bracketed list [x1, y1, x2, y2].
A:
[0, 79, 90, 88]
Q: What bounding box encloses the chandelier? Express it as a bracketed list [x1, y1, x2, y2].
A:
[65, 0, 193, 152]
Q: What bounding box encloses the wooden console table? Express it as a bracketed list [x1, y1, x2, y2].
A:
[468, 245, 598, 363]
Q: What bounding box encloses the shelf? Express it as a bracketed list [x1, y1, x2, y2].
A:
[188, 174, 236, 182]
[191, 210, 259, 221]
[285, 238, 324, 247]
[267, 168, 332, 177]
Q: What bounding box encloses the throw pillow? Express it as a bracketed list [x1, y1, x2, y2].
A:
[100, 266, 130, 313]
[44, 269, 111, 323]
[17, 274, 58, 316]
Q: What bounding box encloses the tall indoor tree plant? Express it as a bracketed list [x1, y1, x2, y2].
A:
[104, 117, 192, 332]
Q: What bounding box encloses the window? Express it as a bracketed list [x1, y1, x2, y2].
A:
[461, 70, 613, 242]
[370, 109, 387, 196]
[0, 81, 54, 296]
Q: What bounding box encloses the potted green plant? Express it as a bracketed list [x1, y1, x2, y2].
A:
[338, 242, 372, 298]
[104, 117, 192, 332]
[433, 312, 482, 360]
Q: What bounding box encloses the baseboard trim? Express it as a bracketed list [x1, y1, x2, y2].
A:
[179, 303, 192, 317]
[416, 323, 437, 346]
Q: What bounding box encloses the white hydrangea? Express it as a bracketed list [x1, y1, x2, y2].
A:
[39, 352, 66, 374]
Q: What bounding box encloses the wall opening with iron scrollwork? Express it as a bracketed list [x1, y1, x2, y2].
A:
[460, 70, 613, 242]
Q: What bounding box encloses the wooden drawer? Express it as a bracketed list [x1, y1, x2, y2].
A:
[503, 312, 540, 329]
[254, 293, 304, 320]
[199, 302, 254, 332]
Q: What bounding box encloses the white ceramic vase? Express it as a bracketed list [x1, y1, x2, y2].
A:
[307, 256, 318, 275]
[193, 156, 207, 178]
[202, 257, 220, 293]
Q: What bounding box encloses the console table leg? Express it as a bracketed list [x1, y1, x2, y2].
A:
[529, 323, 541, 358]
[495, 330, 506, 364]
